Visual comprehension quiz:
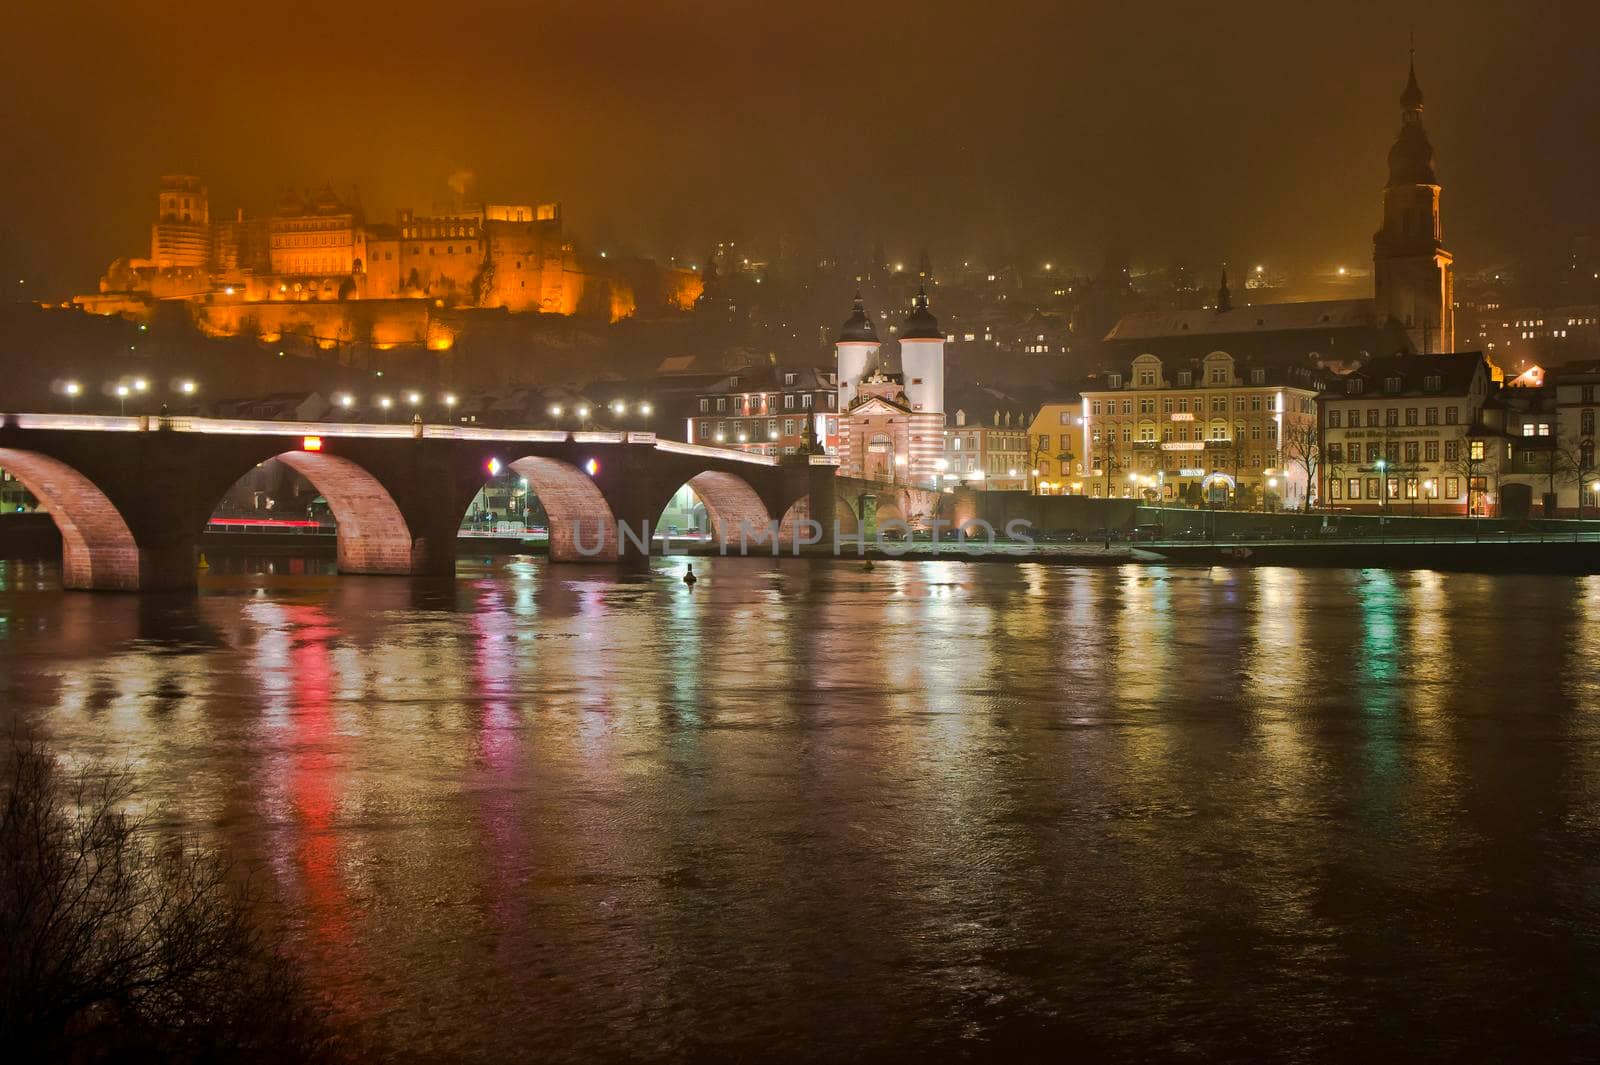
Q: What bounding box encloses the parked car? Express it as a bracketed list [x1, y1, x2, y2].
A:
[1035, 528, 1084, 543]
[1130, 523, 1165, 543]
[1172, 527, 1207, 541]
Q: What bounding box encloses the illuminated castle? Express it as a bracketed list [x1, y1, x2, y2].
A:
[81, 174, 703, 339]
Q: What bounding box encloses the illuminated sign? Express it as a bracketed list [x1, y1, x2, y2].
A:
[1178, 467, 1205, 477]
[1161, 441, 1205, 451]
[302, 435, 323, 452]
[1169, 412, 1194, 421]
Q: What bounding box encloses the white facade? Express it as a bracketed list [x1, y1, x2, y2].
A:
[899, 337, 945, 416]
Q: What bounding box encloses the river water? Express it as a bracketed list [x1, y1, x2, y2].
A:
[3, 554, 1600, 1062]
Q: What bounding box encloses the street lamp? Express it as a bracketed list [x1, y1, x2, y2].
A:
[405, 391, 422, 407]
[639, 402, 653, 416]
[176, 379, 197, 396]
[377, 396, 393, 421]
[337, 393, 355, 411]
[442, 393, 457, 411]
[576, 404, 590, 420]
[1375, 459, 1388, 513]
[115, 384, 129, 415]
[549, 404, 563, 417]
[63, 380, 81, 412]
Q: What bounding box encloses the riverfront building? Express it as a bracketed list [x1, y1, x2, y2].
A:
[686, 366, 839, 456]
[1081, 351, 1324, 508]
[1024, 401, 1083, 495]
[1316, 352, 1503, 515]
[942, 410, 1031, 492]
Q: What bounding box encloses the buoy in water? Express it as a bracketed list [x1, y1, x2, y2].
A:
[682, 563, 697, 586]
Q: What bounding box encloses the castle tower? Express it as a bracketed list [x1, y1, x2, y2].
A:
[151, 174, 211, 270]
[898, 285, 945, 415]
[1372, 47, 1454, 353]
[835, 291, 881, 410]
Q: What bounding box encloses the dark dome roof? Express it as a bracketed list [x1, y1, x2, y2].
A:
[900, 286, 942, 340]
[1387, 124, 1437, 185]
[837, 292, 880, 344]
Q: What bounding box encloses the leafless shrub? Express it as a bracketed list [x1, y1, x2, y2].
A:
[1, 737, 347, 1063]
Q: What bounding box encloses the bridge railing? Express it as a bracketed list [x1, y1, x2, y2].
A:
[6, 412, 790, 465]
[653, 439, 779, 466]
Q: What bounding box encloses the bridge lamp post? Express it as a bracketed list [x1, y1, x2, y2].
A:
[405, 391, 422, 410]
[639, 402, 653, 417]
[377, 396, 393, 422]
[442, 393, 457, 419]
[1375, 459, 1388, 515]
[576, 404, 591, 424]
[176, 379, 197, 397]
[336, 393, 355, 414]
[63, 380, 81, 412]
[549, 404, 563, 419]
[115, 384, 130, 416]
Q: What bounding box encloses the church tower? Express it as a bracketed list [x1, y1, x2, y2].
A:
[834, 291, 881, 411]
[1372, 46, 1454, 353]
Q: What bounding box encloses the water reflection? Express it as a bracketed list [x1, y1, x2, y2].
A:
[2, 556, 1600, 1061]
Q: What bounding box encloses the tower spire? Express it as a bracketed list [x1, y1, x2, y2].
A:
[1216, 266, 1233, 313]
[1401, 30, 1424, 116]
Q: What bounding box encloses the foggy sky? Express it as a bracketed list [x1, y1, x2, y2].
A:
[4, 0, 1598, 294]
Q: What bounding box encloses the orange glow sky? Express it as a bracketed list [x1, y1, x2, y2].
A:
[3, 0, 1597, 292]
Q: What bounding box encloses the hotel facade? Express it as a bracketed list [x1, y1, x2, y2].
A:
[1080, 351, 1323, 507]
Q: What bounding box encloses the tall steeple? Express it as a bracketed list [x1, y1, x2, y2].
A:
[1373, 39, 1454, 353]
[1216, 267, 1233, 313]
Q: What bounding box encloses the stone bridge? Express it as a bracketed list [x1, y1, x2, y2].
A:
[0, 414, 842, 591]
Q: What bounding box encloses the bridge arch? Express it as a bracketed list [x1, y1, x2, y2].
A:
[0, 448, 140, 590]
[508, 456, 619, 561]
[681, 470, 775, 549]
[271, 451, 418, 574]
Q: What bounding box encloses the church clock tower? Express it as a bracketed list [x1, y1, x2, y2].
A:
[1373, 48, 1454, 353]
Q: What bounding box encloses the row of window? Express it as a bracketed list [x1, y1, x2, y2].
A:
[1111, 367, 1261, 389]
[1327, 405, 1461, 428]
[696, 417, 834, 440]
[1092, 422, 1280, 444]
[1094, 452, 1282, 473]
[1328, 439, 1477, 465]
[1328, 477, 1465, 501]
[699, 393, 833, 413]
[401, 225, 481, 239]
[949, 434, 1027, 450]
[1091, 394, 1282, 416]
